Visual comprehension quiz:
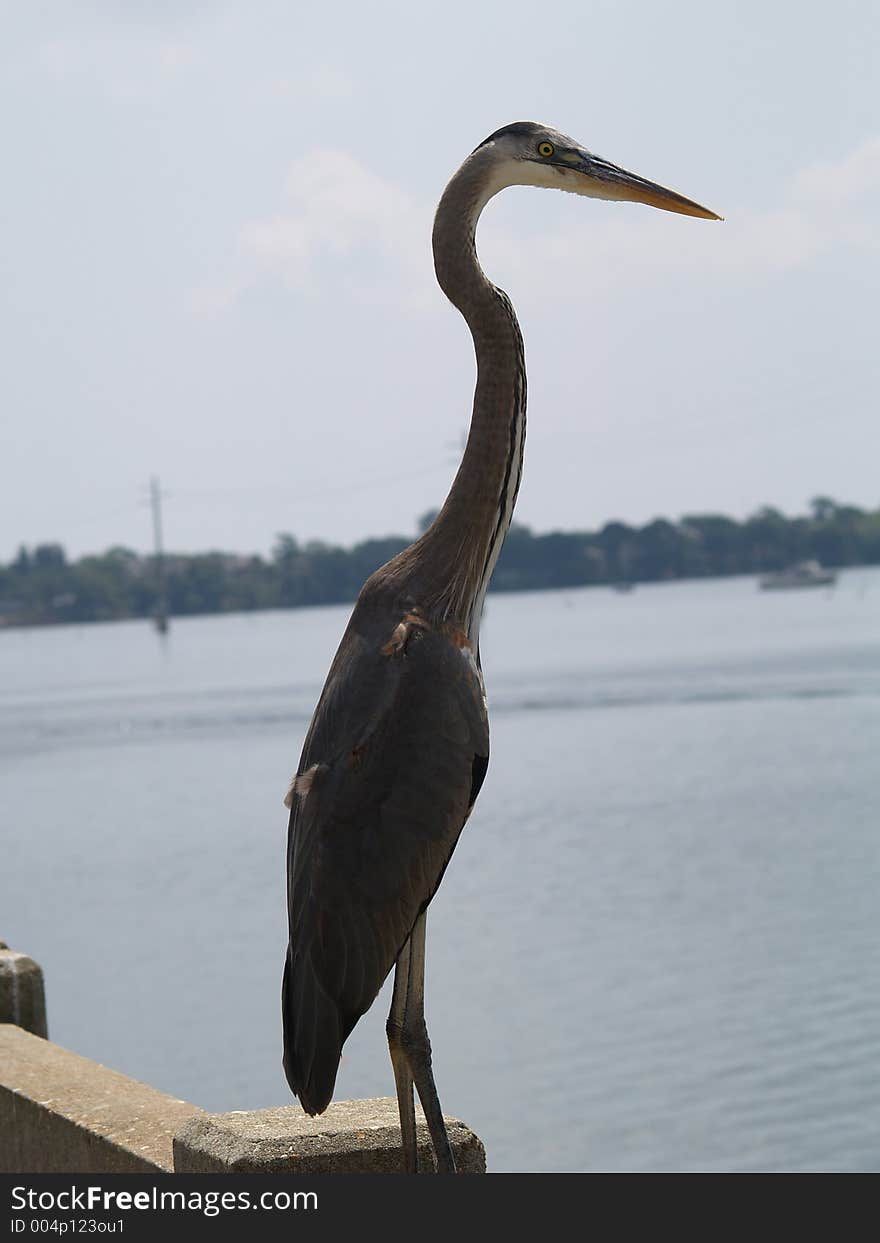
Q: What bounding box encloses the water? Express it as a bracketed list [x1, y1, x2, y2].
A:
[2, 570, 879, 1172]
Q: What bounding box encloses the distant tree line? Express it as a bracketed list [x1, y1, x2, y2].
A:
[1, 497, 878, 628]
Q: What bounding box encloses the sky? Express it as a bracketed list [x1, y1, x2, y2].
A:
[2, 0, 878, 559]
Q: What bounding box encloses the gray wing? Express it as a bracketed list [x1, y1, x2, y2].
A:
[282, 599, 489, 1114]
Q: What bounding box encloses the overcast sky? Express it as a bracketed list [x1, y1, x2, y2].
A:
[2, 1, 878, 559]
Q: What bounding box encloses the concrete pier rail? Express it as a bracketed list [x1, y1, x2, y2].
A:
[0, 942, 47, 1039]
[0, 1024, 202, 1173]
[175, 1100, 486, 1173]
[0, 945, 486, 1174]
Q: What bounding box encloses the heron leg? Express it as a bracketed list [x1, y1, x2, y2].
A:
[387, 934, 419, 1173]
[386, 910, 456, 1174]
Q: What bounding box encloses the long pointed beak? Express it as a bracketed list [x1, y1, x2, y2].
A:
[573, 153, 722, 220]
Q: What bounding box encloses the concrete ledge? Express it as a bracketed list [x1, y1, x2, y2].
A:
[174, 1099, 486, 1174]
[0, 944, 48, 1038]
[0, 1025, 203, 1173]
[1, 945, 489, 1175]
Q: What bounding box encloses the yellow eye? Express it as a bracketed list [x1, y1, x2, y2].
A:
[537, 141, 555, 158]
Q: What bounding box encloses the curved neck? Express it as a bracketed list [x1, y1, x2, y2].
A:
[394, 155, 527, 642]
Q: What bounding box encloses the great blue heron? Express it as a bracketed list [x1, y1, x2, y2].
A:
[282, 121, 719, 1172]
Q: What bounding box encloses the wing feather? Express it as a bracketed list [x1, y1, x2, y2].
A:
[282, 597, 489, 1114]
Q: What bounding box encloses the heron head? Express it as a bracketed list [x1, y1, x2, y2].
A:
[473, 121, 721, 221]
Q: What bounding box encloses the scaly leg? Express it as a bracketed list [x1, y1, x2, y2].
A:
[387, 934, 418, 1172]
[386, 910, 456, 1173]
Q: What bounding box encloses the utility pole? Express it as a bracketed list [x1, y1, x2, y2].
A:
[150, 476, 169, 634]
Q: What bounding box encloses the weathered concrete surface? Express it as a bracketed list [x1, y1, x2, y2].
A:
[0, 1024, 203, 1173]
[175, 1099, 486, 1173]
[0, 943, 48, 1038]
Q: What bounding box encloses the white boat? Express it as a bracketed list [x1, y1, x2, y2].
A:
[759, 560, 837, 590]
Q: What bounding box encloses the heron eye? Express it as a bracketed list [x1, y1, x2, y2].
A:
[537, 141, 555, 158]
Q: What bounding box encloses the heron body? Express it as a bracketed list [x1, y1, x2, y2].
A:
[282, 122, 719, 1171]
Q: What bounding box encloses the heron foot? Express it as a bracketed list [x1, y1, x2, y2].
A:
[386, 912, 456, 1174]
[388, 1031, 418, 1173]
[387, 1019, 456, 1174]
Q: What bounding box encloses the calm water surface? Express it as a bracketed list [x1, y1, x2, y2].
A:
[2, 570, 879, 1172]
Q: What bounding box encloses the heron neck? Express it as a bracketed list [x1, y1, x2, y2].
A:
[403, 162, 527, 642]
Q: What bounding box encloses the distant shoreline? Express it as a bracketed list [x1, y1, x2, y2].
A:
[2, 498, 878, 629]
